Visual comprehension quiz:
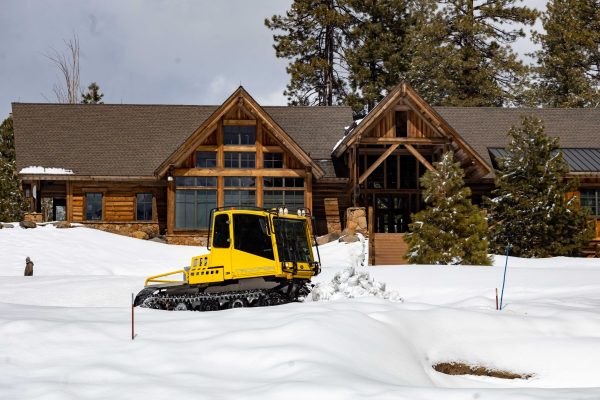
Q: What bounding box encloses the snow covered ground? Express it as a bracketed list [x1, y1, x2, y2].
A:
[1, 224, 600, 399]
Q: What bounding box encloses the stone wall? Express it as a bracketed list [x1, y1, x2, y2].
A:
[345, 207, 368, 235]
[84, 222, 160, 239]
[166, 234, 208, 247]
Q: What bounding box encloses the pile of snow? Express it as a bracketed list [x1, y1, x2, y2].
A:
[19, 166, 74, 174]
[311, 266, 403, 302]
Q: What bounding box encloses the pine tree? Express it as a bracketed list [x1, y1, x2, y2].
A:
[345, 0, 414, 116]
[265, 0, 350, 106]
[487, 117, 593, 257]
[406, 0, 538, 106]
[0, 116, 26, 221]
[531, 0, 600, 107]
[81, 82, 104, 104]
[406, 151, 491, 265]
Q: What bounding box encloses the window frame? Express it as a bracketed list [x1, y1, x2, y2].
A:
[224, 152, 256, 169]
[174, 178, 218, 230]
[223, 125, 256, 145]
[136, 193, 154, 222]
[84, 192, 104, 221]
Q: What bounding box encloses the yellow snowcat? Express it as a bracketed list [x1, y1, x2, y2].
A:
[134, 207, 321, 311]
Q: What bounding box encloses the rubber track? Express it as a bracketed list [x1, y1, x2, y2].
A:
[140, 288, 292, 311]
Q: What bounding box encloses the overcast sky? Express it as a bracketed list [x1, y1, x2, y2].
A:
[1, 0, 546, 120]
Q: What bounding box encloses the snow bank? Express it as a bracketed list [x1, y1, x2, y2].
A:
[19, 166, 74, 174]
[2, 225, 600, 399]
[311, 266, 403, 302]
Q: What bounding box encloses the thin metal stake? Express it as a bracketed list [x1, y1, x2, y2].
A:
[499, 245, 511, 310]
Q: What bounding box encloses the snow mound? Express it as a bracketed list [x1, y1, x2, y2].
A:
[311, 266, 403, 302]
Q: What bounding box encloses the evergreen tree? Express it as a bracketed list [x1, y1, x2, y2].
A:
[406, 151, 491, 265]
[531, 0, 600, 107]
[81, 82, 104, 104]
[487, 117, 593, 257]
[0, 116, 26, 221]
[406, 0, 538, 106]
[345, 0, 414, 116]
[265, 0, 350, 106]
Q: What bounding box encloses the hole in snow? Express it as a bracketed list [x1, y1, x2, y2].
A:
[433, 362, 532, 380]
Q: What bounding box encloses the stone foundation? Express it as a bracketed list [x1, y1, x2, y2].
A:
[345, 207, 368, 235]
[166, 234, 208, 246]
[83, 222, 160, 239]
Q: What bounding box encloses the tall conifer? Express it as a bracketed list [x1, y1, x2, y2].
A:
[406, 0, 538, 106]
[531, 0, 600, 107]
[0, 116, 26, 221]
[406, 151, 491, 265]
[345, 0, 414, 116]
[265, 0, 350, 106]
[487, 117, 593, 257]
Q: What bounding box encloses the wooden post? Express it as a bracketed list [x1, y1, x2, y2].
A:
[217, 119, 224, 207]
[305, 167, 313, 212]
[256, 121, 264, 207]
[368, 206, 374, 266]
[167, 179, 175, 235]
[131, 293, 135, 340]
[66, 181, 72, 223]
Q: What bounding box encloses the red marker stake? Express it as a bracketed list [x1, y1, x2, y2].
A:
[131, 293, 135, 340]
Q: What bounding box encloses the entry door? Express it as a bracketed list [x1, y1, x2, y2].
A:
[53, 198, 67, 221]
[374, 194, 416, 233]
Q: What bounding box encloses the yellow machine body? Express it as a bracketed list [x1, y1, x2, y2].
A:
[144, 208, 320, 288]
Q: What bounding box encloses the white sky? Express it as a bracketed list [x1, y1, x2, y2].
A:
[0, 0, 547, 120]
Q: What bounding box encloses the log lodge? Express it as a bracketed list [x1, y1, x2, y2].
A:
[12, 82, 600, 263]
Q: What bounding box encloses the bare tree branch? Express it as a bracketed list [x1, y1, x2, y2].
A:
[45, 34, 81, 104]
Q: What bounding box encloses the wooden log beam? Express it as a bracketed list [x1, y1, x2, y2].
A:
[172, 168, 306, 178]
[404, 144, 434, 171]
[223, 119, 256, 126]
[358, 144, 400, 185]
[360, 137, 449, 145]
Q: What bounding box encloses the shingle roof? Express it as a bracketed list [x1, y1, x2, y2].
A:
[434, 107, 600, 169]
[12, 103, 352, 178]
[490, 147, 600, 172]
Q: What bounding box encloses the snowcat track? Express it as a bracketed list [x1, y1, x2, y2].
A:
[139, 287, 303, 312]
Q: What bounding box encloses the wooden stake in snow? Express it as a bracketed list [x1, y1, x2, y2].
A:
[499, 245, 511, 310]
[495, 288, 499, 310]
[131, 293, 135, 340]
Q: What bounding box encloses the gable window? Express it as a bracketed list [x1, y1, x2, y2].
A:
[136, 193, 153, 221]
[175, 177, 217, 229]
[264, 153, 284, 168]
[224, 152, 255, 168]
[196, 151, 216, 168]
[581, 189, 600, 216]
[395, 111, 408, 137]
[224, 125, 256, 145]
[85, 192, 103, 221]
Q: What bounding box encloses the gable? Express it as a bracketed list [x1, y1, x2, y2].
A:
[333, 82, 492, 179]
[155, 87, 329, 179]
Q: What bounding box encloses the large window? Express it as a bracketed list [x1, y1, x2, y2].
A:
[581, 189, 600, 216]
[175, 177, 217, 229]
[263, 177, 304, 211]
[224, 177, 256, 207]
[224, 152, 255, 168]
[85, 192, 103, 221]
[224, 125, 256, 145]
[136, 193, 153, 221]
[196, 151, 216, 168]
[264, 153, 284, 168]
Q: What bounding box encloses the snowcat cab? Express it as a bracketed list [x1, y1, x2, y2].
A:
[134, 207, 321, 311]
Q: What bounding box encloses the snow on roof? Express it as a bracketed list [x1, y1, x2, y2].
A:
[20, 166, 74, 175]
[332, 118, 364, 153]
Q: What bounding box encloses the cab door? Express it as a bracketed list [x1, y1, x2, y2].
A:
[230, 213, 277, 278]
[209, 213, 232, 274]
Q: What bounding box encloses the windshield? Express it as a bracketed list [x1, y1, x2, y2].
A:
[273, 217, 312, 263]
